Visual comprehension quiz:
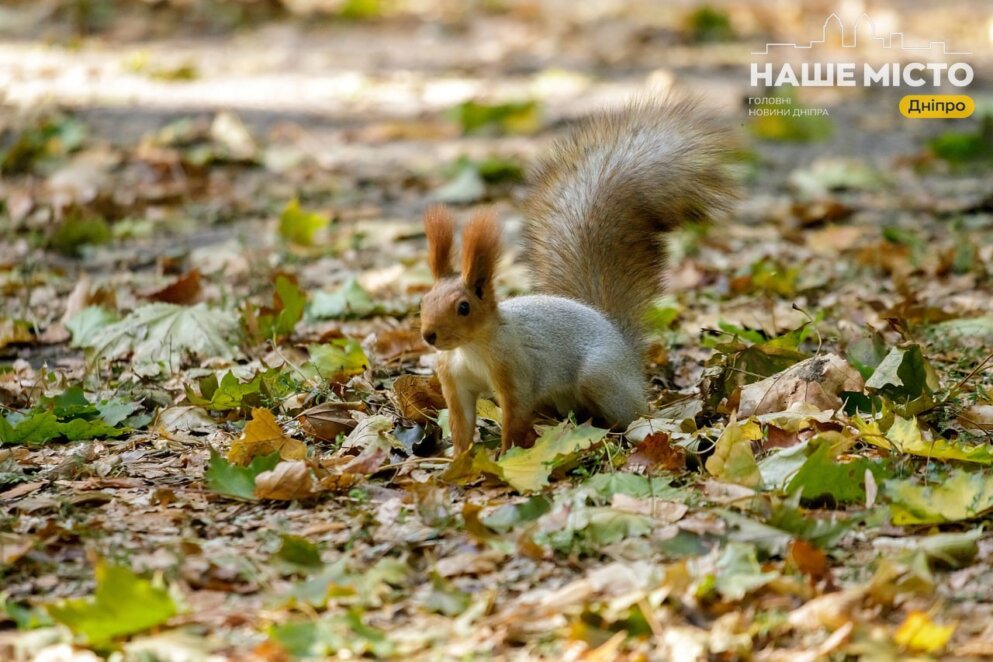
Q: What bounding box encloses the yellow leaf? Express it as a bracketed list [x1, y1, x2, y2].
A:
[894, 611, 954, 653]
[705, 414, 762, 487]
[475, 399, 501, 421]
[227, 408, 307, 466]
[859, 415, 993, 465]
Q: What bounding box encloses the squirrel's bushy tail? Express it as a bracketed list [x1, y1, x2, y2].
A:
[522, 98, 737, 346]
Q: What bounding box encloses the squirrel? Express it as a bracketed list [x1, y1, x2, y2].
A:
[419, 98, 736, 456]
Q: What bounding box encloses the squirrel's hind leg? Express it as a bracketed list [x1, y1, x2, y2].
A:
[579, 373, 646, 431]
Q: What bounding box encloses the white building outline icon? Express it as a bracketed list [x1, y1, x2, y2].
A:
[752, 13, 972, 56]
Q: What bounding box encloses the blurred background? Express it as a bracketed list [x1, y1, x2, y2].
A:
[1, 0, 991, 348]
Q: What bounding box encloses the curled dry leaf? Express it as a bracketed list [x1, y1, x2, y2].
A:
[254, 460, 315, 500]
[373, 328, 429, 363]
[391, 374, 446, 425]
[623, 431, 686, 472]
[297, 401, 362, 441]
[228, 408, 306, 466]
[737, 353, 864, 417]
[146, 269, 203, 304]
[958, 405, 993, 432]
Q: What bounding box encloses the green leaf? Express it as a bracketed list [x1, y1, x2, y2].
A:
[0, 411, 127, 445]
[269, 610, 394, 658]
[95, 397, 142, 427]
[846, 330, 889, 380]
[275, 534, 323, 570]
[0, 412, 62, 445]
[449, 99, 540, 136]
[66, 306, 119, 348]
[887, 469, 993, 525]
[269, 275, 307, 337]
[580, 473, 685, 502]
[482, 495, 552, 533]
[423, 573, 471, 616]
[49, 216, 111, 256]
[494, 421, 608, 493]
[301, 339, 369, 383]
[46, 562, 177, 645]
[187, 371, 262, 411]
[785, 437, 890, 504]
[279, 198, 330, 246]
[204, 451, 280, 500]
[49, 386, 98, 419]
[308, 278, 377, 320]
[929, 115, 993, 164]
[711, 543, 779, 600]
[864, 345, 940, 402]
[81, 303, 241, 377]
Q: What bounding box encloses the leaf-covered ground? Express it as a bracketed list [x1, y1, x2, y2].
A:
[2, 1, 993, 659]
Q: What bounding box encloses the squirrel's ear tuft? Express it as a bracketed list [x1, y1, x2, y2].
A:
[461, 209, 502, 299]
[424, 204, 456, 279]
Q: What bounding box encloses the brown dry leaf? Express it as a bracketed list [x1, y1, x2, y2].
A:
[391, 374, 446, 424]
[297, 402, 361, 441]
[787, 539, 831, 583]
[623, 432, 686, 472]
[0, 481, 45, 502]
[791, 199, 853, 226]
[254, 460, 315, 500]
[228, 408, 307, 466]
[373, 328, 429, 363]
[958, 405, 993, 432]
[146, 268, 203, 304]
[0, 532, 36, 566]
[737, 353, 864, 417]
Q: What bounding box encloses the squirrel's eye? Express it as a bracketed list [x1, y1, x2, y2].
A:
[457, 301, 470, 316]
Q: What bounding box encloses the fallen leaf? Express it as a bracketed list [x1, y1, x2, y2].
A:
[204, 451, 280, 500]
[495, 421, 608, 493]
[47, 561, 177, 645]
[705, 415, 763, 487]
[787, 539, 831, 583]
[254, 460, 316, 501]
[894, 611, 954, 653]
[737, 353, 863, 417]
[373, 328, 428, 363]
[297, 402, 361, 441]
[391, 374, 446, 424]
[227, 408, 307, 466]
[81, 303, 241, 377]
[623, 431, 686, 472]
[887, 469, 993, 525]
[146, 269, 202, 304]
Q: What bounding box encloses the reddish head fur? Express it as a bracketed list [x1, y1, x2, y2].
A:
[424, 204, 455, 279]
[420, 207, 503, 351]
[460, 208, 502, 300]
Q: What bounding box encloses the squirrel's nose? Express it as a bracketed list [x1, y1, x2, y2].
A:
[423, 331, 437, 346]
